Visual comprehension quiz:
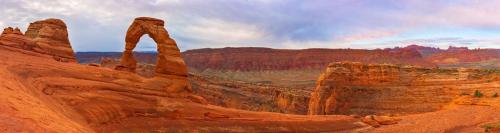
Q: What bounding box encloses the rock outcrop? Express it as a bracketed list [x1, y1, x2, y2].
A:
[117, 17, 188, 77]
[0, 18, 76, 62]
[25, 18, 76, 62]
[0, 27, 38, 50]
[308, 62, 500, 115]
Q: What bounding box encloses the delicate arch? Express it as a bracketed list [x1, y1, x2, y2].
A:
[117, 17, 187, 77]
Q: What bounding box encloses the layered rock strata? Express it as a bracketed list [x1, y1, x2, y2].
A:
[189, 73, 311, 114]
[308, 62, 500, 115]
[0, 18, 76, 62]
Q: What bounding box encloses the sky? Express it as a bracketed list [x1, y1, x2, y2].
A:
[2, 0, 500, 52]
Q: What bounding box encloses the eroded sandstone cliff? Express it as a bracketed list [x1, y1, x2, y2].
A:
[0, 18, 76, 62]
[308, 62, 500, 115]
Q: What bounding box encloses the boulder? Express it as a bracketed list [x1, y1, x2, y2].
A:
[361, 115, 401, 127]
[361, 115, 380, 128]
[373, 115, 402, 125]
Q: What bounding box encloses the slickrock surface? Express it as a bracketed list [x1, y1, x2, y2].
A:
[373, 105, 500, 133]
[308, 62, 500, 115]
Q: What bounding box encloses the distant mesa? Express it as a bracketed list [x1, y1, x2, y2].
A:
[116, 17, 188, 77]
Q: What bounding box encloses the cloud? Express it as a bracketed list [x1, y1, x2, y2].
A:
[1, 0, 500, 51]
[179, 18, 267, 45]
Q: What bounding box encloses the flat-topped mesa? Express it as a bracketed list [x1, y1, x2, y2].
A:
[116, 17, 188, 77]
[319, 62, 401, 86]
[25, 18, 76, 62]
[308, 61, 500, 115]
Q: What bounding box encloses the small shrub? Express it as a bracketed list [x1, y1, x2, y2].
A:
[474, 90, 484, 98]
[352, 86, 367, 91]
[482, 123, 500, 132]
[493, 93, 498, 98]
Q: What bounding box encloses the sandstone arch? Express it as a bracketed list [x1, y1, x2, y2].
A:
[117, 17, 188, 77]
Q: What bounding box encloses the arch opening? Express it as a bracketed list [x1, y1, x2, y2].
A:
[115, 17, 188, 77]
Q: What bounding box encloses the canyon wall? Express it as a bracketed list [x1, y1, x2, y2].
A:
[182, 47, 436, 71]
[308, 62, 500, 115]
[189, 73, 311, 114]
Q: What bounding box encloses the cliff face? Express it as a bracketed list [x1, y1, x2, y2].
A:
[182, 46, 500, 71]
[189, 73, 311, 114]
[425, 48, 500, 68]
[182, 47, 436, 71]
[308, 62, 500, 115]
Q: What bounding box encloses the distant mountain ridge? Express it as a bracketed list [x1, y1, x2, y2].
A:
[76, 45, 500, 70]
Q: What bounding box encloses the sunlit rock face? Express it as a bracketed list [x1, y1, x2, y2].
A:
[25, 18, 77, 62]
[117, 17, 188, 77]
[0, 18, 76, 62]
[308, 62, 500, 115]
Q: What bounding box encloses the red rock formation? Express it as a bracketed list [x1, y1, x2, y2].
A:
[25, 18, 76, 62]
[117, 17, 188, 77]
[182, 45, 500, 71]
[189, 73, 310, 114]
[308, 62, 500, 115]
[0, 27, 39, 51]
[182, 47, 436, 71]
[0, 19, 76, 62]
[425, 48, 500, 67]
[0, 18, 371, 132]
